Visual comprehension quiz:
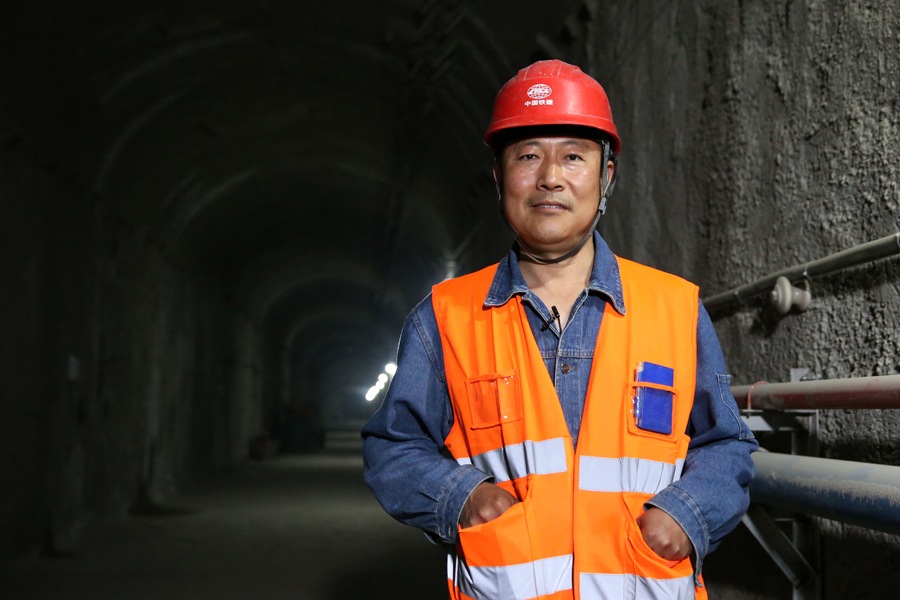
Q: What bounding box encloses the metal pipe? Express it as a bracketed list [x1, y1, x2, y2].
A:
[703, 232, 900, 311]
[751, 452, 900, 535]
[732, 375, 900, 410]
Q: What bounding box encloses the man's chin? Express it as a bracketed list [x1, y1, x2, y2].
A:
[518, 236, 586, 259]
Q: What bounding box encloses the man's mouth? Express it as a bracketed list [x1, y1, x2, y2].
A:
[531, 200, 569, 210]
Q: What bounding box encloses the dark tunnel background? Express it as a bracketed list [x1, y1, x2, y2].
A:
[2, 1, 900, 599]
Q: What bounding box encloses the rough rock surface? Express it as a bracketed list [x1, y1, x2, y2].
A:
[0, 128, 262, 559]
[566, 0, 900, 597]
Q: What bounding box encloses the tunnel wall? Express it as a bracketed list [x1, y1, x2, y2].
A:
[574, 0, 900, 597]
[0, 131, 262, 559]
[1, 0, 585, 564]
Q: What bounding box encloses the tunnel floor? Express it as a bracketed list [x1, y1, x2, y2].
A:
[1, 453, 448, 600]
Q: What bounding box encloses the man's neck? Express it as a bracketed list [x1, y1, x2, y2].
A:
[517, 238, 595, 329]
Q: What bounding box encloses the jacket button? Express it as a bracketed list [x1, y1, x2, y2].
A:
[561, 363, 571, 374]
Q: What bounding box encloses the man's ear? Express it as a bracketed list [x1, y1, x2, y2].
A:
[492, 163, 503, 199]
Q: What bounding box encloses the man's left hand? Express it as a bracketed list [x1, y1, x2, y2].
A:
[636, 507, 692, 561]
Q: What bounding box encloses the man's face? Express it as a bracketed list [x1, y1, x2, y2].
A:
[494, 135, 608, 255]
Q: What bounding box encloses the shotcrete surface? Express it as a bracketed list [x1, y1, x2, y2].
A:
[569, 0, 900, 597]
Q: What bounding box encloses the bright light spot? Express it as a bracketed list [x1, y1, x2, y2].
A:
[366, 363, 399, 402]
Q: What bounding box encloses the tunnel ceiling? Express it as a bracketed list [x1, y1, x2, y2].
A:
[1, 0, 582, 407]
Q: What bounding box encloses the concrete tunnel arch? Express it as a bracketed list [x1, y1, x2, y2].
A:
[72, 12, 526, 466]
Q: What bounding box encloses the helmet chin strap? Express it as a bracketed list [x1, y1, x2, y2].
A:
[499, 142, 616, 265]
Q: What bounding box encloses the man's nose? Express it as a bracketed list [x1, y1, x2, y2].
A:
[537, 158, 565, 190]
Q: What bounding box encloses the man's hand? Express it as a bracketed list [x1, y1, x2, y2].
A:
[459, 482, 520, 529]
[636, 507, 692, 561]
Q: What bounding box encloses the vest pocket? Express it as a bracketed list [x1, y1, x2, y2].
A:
[466, 370, 522, 429]
[622, 493, 695, 596]
[627, 380, 679, 443]
[458, 498, 532, 566]
[457, 498, 568, 600]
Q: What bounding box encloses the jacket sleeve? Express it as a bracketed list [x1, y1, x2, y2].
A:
[361, 295, 491, 544]
[646, 300, 758, 581]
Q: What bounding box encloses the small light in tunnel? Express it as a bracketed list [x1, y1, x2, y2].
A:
[365, 365, 398, 402]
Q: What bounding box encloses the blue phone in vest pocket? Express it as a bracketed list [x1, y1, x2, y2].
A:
[634, 362, 674, 435]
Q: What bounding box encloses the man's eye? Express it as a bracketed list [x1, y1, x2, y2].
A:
[519, 154, 538, 160]
[565, 154, 584, 161]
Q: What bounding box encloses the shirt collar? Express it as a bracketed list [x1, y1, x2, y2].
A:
[484, 231, 626, 315]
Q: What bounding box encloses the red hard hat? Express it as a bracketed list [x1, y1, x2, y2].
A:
[484, 59, 621, 154]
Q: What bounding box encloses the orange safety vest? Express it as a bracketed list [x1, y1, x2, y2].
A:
[432, 256, 706, 600]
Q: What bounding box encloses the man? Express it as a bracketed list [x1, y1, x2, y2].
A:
[362, 60, 756, 600]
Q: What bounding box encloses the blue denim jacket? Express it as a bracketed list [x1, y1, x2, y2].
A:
[362, 232, 757, 582]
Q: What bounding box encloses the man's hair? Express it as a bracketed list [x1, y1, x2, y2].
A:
[491, 124, 618, 164]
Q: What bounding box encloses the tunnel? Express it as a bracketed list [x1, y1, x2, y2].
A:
[2, 1, 900, 599]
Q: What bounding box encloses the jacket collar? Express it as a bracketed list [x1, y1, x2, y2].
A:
[484, 231, 626, 315]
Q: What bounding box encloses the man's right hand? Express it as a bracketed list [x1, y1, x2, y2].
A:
[459, 481, 520, 529]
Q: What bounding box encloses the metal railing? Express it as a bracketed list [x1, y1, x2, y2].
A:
[732, 374, 900, 410]
[703, 232, 900, 313]
[736, 373, 900, 599]
[750, 452, 900, 536]
[736, 375, 900, 534]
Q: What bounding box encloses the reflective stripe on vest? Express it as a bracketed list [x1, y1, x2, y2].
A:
[578, 456, 686, 494]
[580, 572, 695, 600]
[451, 552, 574, 600]
[455, 437, 568, 483]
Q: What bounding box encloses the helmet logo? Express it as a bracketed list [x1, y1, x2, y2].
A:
[527, 84, 552, 100]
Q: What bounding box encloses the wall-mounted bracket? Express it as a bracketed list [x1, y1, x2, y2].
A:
[741, 405, 821, 600]
[741, 409, 816, 433]
[771, 276, 811, 315]
[742, 503, 819, 598]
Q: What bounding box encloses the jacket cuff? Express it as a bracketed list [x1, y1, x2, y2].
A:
[434, 464, 492, 544]
[646, 485, 709, 587]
